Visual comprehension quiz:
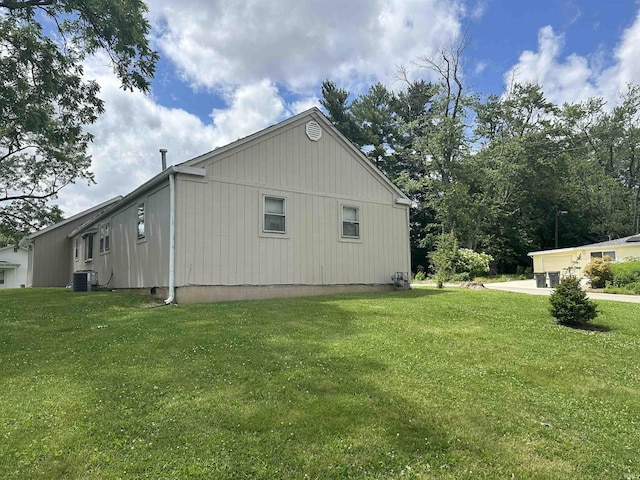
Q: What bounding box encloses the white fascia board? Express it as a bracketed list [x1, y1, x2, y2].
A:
[528, 247, 577, 257]
[173, 166, 206, 176]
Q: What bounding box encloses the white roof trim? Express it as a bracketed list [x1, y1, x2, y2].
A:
[528, 242, 638, 257]
[528, 247, 577, 257]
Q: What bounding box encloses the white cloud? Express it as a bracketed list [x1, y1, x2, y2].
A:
[504, 26, 597, 104]
[504, 11, 640, 106]
[290, 97, 322, 114]
[606, 10, 640, 95]
[210, 79, 286, 146]
[473, 60, 487, 75]
[150, 0, 463, 93]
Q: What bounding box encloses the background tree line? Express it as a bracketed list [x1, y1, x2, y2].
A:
[320, 51, 640, 273]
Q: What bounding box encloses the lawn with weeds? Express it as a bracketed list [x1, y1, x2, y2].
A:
[1, 287, 639, 479]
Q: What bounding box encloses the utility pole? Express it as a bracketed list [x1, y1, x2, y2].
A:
[555, 206, 568, 249]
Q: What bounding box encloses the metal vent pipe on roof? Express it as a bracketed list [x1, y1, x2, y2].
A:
[160, 148, 168, 170]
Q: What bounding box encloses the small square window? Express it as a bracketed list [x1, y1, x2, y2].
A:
[264, 197, 285, 233]
[342, 205, 360, 238]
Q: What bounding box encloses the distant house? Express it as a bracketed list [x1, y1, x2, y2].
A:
[27, 197, 121, 287]
[0, 245, 29, 289]
[69, 108, 412, 303]
[528, 234, 640, 274]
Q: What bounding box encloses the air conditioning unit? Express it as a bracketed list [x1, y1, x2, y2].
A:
[391, 272, 410, 290]
[73, 270, 98, 292]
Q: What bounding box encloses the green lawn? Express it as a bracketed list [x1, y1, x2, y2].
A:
[1, 288, 639, 479]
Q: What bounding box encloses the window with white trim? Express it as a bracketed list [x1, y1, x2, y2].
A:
[590, 250, 616, 261]
[264, 196, 286, 233]
[74, 238, 79, 261]
[342, 205, 360, 239]
[84, 233, 94, 261]
[99, 223, 110, 253]
[137, 204, 145, 240]
[0, 269, 5, 285]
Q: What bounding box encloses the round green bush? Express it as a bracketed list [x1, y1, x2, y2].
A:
[454, 248, 493, 279]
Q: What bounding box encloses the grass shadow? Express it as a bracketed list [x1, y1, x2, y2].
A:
[305, 286, 453, 303]
[559, 322, 612, 332]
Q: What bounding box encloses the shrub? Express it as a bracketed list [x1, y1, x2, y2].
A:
[583, 257, 613, 288]
[454, 248, 493, 279]
[610, 261, 640, 287]
[450, 272, 471, 282]
[549, 277, 598, 326]
[515, 265, 533, 277]
[430, 232, 458, 288]
[413, 271, 427, 282]
[604, 282, 640, 295]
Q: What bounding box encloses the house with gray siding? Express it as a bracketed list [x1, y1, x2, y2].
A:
[70, 108, 411, 303]
[27, 197, 121, 287]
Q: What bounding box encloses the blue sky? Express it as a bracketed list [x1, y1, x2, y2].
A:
[467, 0, 639, 95]
[58, 0, 640, 216]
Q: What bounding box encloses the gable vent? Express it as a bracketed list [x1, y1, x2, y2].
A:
[305, 121, 322, 141]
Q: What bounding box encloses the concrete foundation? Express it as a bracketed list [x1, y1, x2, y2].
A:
[174, 283, 396, 304]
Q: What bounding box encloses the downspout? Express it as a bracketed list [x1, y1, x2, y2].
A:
[165, 171, 176, 304]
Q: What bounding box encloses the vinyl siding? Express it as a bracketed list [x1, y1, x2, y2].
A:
[73, 184, 170, 288]
[31, 215, 99, 286]
[175, 114, 410, 287]
[203, 118, 397, 204]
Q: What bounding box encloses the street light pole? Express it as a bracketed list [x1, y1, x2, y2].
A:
[555, 206, 568, 249]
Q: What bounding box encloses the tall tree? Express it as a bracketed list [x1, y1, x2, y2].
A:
[402, 44, 474, 258]
[0, 0, 158, 243]
[350, 82, 398, 172]
[575, 86, 640, 233]
[319, 81, 365, 147]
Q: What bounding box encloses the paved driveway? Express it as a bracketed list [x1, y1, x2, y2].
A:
[484, 279, 640, 304]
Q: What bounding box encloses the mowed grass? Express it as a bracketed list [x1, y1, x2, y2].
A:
[0, 288, 639, 479]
